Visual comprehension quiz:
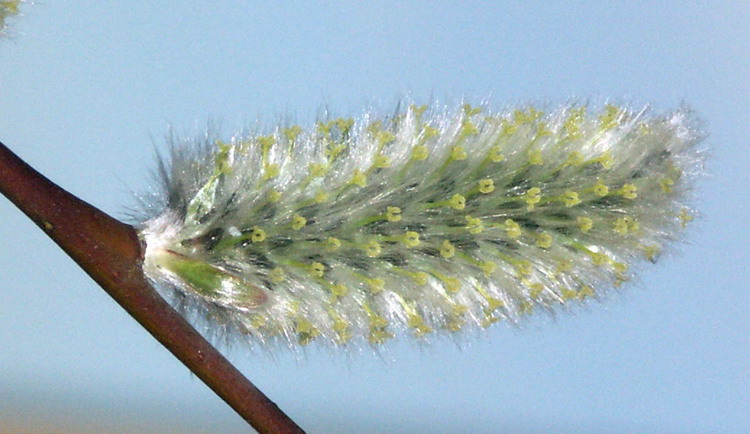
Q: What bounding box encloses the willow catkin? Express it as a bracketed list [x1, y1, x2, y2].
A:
[138, 103, 704, 349]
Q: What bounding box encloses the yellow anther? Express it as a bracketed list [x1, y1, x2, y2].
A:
[369, 328, 394, 344]
[529, 283, 544, 299]
[486, 297, 504, 312]
[563, 191, 581, 207]
[638, 123, 651, 135]
[597, 151, 614, 170]
[679, 208, 693, 228]
[386, 206, 402, 222]
[500, 118, 518, 136]
[282, 125, 302, 143]
[332, 318, 351, 343]
[565, 151, 585, 166]
[326, 143, 346, 160]
[448, 193, 466, 210]
[612, 262, 628, 274]
[364, 240, 382, 257]
[519, 301, 533, 315]
[561, 288, 578, 301]
[251, 226, 266, 243]
[465, 215, 484, 234]
[375, 131, 395, 147]
[523, 187, 542, 211]
[643, 244, 660, 261]
[330, 283, 348, 301]
[478, 179, 495, 194]
[480, 261, 497, 276]
[295, 317, 316, 335]
[373, 154, 391, 168]
[590, 252, 608, 266]
[269, 267, 285, 284]
[309, 162, 328, 177]
[292, 214, 307, 230]
[489, 145, 505, 162]
[450, 145, 468, 161]
[403, 231, 421, 248]
[618, 184, 637, 199]
[411, 271, 429, 285]
[314, 190, 329, 204]
[481, 314, 500, 328]
[592, 180, 609, 197]
[446, 317, 465, 332]
[443, 277, 461, 293]
[577, 216, 594, 233]
[411, 104, 428, 118]
[659, 177, 675, 193]
[505, 219, 522, 239]
[268, 190, 282, 202]
[440, 240, 455, 259]
[421, 125, 439, 141]
[258, 135, 276, 150]
[613, 217, 629, 235]
[350, 169, 367, 187]
[600, 104, 621, 130]
[263, 163, 280, 180]
[535, 122, 552, 137]
[462, 103, 482, 116]
[411, 144, 429, 161]
[249, 314, 266, 328]
[578, 285, 594, 299]
[515, 260, 532, 276]
[461, 119, 478, 138]
[536, 232, 553, 249]
[326, 236, 341, 251]
[528, 149, 544, 166]
[309, 262, 325, 277]
[367, 278, 385, 294]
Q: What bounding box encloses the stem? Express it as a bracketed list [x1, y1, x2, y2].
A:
[0, 142, 304, 434]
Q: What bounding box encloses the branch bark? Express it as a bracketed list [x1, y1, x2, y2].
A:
[0, 141, 304, 433]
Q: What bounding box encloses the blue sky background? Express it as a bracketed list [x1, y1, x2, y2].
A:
[1, 1, 748, 432]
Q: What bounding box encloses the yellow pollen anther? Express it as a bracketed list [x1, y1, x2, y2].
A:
[529, 283, 544, 298]
[597, 151, 614, 170]
[679, 208, 693, 228]
[367, 278, 385, 294]
[660, 177, 675, 193]
[523, 187, 542, 211]
[515, 260, 532, 276]
[282, 125, 302, 143]
[450, 145, 468, 161]
[480, 261, 497, 276]
[412, 271, 429, 285]
[600, 104, 621, 130]
[591, 252, 608, 266]
[448, 193, 466, 210]
[373, 155, 391, 168]
[268, 190, 282, 202]
[561, 288, 578, 301]
[643, 244, 660, 261]
[386, 206, 402, 222]
[612, 262, 628, 274]
[478, 179, 495, 194]
[536, 232, 553, 249]
[309, 262, 325, 277]
[364, 240, 382, 257]
[505, 219, 522, 239]
[460, 119, 478, 137]
[411, 145, 429, 161]
[481, 147, 502, 166]
[619, 184, 637, 199]
[314, 191, 329, 204]
[403, 231, 421, 248]
[465, 215, 484, 234]
[613, 217, 629, 235]
[292, 214, 307, 230]
[566, 151, 585, 166]
[440, 240, 455, 258]
[309, 162, 328, 177]
[269, 267, 285, 283]
[563, 191, 582, 207]
[350, 169, 367, 187]
[443, 277, 461, 293]
[578, 286, 595, 299]
[577, 216, 594, 233]
[330, 283, 348, 301]
[251, 226, 266, 243]
[263, 163, 280, 180]
[326, 237, 341, 251]
[528, 149, 544, 166]
[592, 180, 609, 197]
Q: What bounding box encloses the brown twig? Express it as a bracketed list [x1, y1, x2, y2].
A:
[0, 141, 304, 433]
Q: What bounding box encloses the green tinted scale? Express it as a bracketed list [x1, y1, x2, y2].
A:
[140, 102, 703, 348]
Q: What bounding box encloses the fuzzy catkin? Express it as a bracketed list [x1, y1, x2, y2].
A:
[138, 103, 704, 349]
